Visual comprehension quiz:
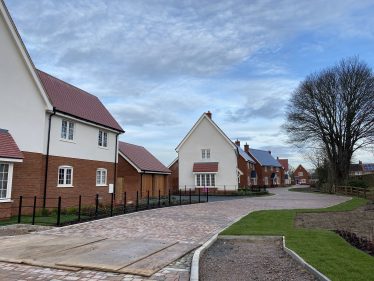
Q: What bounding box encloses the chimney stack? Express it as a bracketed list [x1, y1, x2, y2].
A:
[206, 111, 212, 119]
[277, 156, 279, 160]
[244, 143, 249, 152]
[359, 160, 362, 165]
[235, 139, 240, 147]
[268, 151, 271, 154]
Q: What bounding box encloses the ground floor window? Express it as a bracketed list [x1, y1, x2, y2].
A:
[0, 163, 10, 199]
[195, 173, 215, 187]
[264, 176, 268, 186]
[58, 166, 73, 187]
[96, 168, 107, 186]
[251, 177, 257, 185]
[301, 179, 306, 184]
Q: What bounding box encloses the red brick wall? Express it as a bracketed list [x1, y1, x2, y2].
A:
[117, 156, 141, 203]
[294, 165, 310, 184]
[168, 160, 179, 192]
[237, 156, 250, 188]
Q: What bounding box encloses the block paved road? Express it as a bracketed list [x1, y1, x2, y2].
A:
[0, 187, 348, 281]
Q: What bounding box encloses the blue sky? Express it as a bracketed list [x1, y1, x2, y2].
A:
[5, 0, 374, 169]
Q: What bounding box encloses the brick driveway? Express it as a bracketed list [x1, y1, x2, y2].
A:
[0, 188, 348, 281]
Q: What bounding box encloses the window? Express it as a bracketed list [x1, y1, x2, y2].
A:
[0, 163, 10, 199]
[264, 177, 268, 185]
[98, 130, 108, 148]
[195, 173, 215, 187]
[264, 166, 267, 172]
[61, 120, 74, 140]
[96, 168, 107, 186]
[298, 171, 303, 176]
[58, 166, 73, 187]
[201, 149, 210, 159]
[251, 177, 257, 186]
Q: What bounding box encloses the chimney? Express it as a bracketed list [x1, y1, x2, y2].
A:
[235, 139, 240, 147]
[206, 111, 212, 119]
[268, 151, 271, 154]
[359, 160, 362, 165]
[277, 156, 279, 160]
[244, 143, 249, 152]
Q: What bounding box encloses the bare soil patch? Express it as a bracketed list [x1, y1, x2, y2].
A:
[200, 238, 316, 281]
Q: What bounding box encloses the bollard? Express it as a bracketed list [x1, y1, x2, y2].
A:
[95, 194, 99, 219]
[78, 195, 82, 222]
[17, 196, 23, 223]
[56, 196, 62, 226]
[32, 196, 36, 225]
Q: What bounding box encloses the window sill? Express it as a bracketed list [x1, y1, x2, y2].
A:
[57, 185, 74, 188]
[96, 184, 108, 187]
[60, 138, 76, 144]
[98, 146, 109, 150]
[0, 199, 13, 203]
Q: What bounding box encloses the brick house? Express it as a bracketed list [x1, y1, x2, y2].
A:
[349, 161, 374, 176]
[0, 1, 124, 218]
[235, 140, 256, 188]
[278, 158, 291, 185]
[294, 165, 310, 185]
[117, 142, 171, 202]
[168, 158, 179, 193]
[246, 148, 283, 187]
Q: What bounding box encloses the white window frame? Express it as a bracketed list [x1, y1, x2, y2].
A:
[251, 177, 257, 186]
[0, 162, 14, 202]
[57, 166, 73, 187]
[195, 173, 215, 187]
[96, 168, 107, 186]
[201, 149, 210, 159]
[61, 120, 75, 141]
[98, 130, 108, 148]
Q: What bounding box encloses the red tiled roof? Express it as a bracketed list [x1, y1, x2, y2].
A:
[118, 141, 171, 174]
[0, 129, 23, 159]
[37, 70, 123, 132]
[193, 162, 219, 173]
[278, 159, 289, 171]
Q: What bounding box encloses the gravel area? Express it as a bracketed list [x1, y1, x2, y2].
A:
[200, 238, 316, 281]
[295, 203, 374, 241]
[0, 224, 54, 236]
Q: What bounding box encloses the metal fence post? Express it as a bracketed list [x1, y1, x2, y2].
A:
[110, 193, 114, 216]
[179, 189, 182, 205]
[78, 195, 81, 222]
[32, 196, 36, 225]
[56, 196, 61, 226]
[224, 185, 226, 195]
[136, 191, 139, 211]
[198, 188, 201, 203]
[158, 189, 161, 207]
[168, 189, 171, 206]
[147, 190, 150, 209]
[206, 188, 209, 202]
[17, 196, 23, 223]
[123, 192, 127, 214]
[184, 185, 187, 196]
[95, 194, 99, 219]
[189, 188, 192, 204]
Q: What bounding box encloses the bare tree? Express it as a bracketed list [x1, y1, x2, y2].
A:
[284, 57, 374, 186]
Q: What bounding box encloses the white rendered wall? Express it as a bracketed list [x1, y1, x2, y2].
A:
[0, 12, 47, 153]
[49, 115, 117, 163]
[178, 117, 238, 190]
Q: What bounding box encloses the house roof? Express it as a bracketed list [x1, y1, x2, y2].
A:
[37, 70, 123, 132]
[0, 129, 23, 159]
[193, 162, 219, 173]
[278, 159, 289, 171]
[248, 148, 282, 167]
[350, 164, 363, 172]
[237, 146, 255, 163]
[363, 163, 374, 172]
[118, 141, 170, 174]
[176, 112, 237, 152]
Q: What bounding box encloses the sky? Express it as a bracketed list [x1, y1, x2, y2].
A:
[5, 0, 374, 169]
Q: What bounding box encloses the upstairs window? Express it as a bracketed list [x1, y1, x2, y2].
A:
[61, 120, 74, 140]
[58, 166, 73, 187]
[98, 130, 108, 147]
[96, 168, 107, 186]
[298, 171, 304, 176]
[202, 149, 210, 159]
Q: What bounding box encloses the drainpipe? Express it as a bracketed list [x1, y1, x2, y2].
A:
[113, 133, 119, 197]
[43, 107, 56, 208]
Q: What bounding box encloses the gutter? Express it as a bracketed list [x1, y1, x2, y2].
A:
[43, 107, 56, 208]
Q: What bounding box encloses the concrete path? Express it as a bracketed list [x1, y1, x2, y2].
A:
[0, 187, 348, 281]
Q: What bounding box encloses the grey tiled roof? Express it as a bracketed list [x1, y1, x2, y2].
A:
[237, 146, 255, 163]
[249, 148, 282, 167]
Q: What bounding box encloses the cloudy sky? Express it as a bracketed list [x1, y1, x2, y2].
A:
[5, 0, 374, 169]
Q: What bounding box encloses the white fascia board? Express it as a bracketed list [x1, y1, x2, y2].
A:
[0, 157, 23, 163]
[0, 0, 53, 110]
[118, 151, 142, 173]
[175, 113, 237, 152]
[55, 112, 122, 134]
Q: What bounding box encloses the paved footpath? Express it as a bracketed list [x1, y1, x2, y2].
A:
[0, 188, 347, 281]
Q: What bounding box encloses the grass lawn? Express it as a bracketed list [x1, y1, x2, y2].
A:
[221, 198, 374, 281]
[0, 214, 87, 226]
